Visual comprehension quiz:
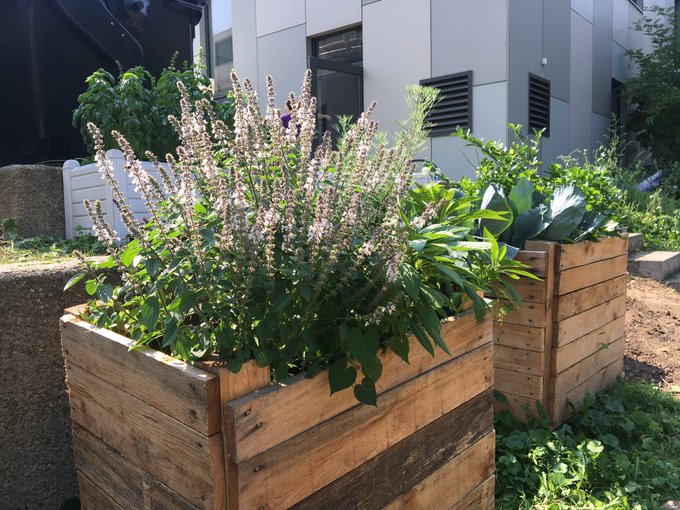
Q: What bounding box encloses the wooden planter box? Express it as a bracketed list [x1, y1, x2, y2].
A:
[494, 236, 628, 425]
[61, 308, 495, 509]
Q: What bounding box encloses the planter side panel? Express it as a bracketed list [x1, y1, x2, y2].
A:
[226, 316, 494, 509]
[62, 317, 226, 510]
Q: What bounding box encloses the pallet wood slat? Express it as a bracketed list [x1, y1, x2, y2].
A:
[494, 392, 541, 421]
[554, 254, 628, 295]
[555, 295, 626, 347]
[61, 318, 220, 436]
[514, 250, 549, 276]
[499, 277, 547, 303]
[225, 311, 491, 463]
[291, 390, 494, 510]
[63, 308, 495, 509]
[554, 274, 627, 321]
[552, 317, 626, 374]
[78, 471, 126, 510]
[450, 475, 495, 510]
[382, 432, 495, 510]
[556, 236, 629, 270]
[231, 343, 494, 510]
[494, 237, 628, 425]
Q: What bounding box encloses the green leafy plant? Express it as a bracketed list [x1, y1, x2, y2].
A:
[70, 75, 528, 405]
[73, 56, 234, 159]
[0, 218, 19, 248]
[495, 381, 680, 509]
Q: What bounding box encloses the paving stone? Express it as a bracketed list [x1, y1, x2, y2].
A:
[628, 251, 680, 281]
[627, 233, 643, 253]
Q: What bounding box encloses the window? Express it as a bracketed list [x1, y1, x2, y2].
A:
[528, 74, 551, 137]
[309, 27, 363, 142]
[419, 71, 473, 136]
[197, 0, 233, 98]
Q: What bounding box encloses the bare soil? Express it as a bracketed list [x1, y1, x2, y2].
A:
[624, 275, 680, 393]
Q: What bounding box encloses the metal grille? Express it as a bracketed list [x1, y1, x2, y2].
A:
[420, 71, 472, 136]
[529, 74, 551, 137]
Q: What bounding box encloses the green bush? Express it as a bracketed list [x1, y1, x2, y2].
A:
[73, 57, 234, 159]
[496, 381, 680, 509]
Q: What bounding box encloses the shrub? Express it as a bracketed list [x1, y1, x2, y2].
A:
[70, 72, 530, 405]
[73, 57, 234, 159]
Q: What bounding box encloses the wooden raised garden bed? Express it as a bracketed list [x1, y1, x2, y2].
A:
[61, 308, 495, 509]
[494, 236, 628, 425]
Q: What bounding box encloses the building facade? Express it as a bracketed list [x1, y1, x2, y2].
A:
[226, 0, 675, 179]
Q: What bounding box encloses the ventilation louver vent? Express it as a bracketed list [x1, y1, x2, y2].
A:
[529, 74, 551, 137]
[420, 71, 472, 136]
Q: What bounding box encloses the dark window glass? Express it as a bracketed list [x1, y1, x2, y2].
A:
[312, 28, 363, 65]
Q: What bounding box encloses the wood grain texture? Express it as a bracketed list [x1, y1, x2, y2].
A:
[143, 474, 202, 510]
[552, 317, 626, 374]
[494, 322, 545, 352]
[552, 358, 624, 425]
[65, 360, 226, 509]
[78, 471, 126, 510]
[382, 432, 495, 510]
[229, 343, 493, 510]
[498, 299, 547, 328]
[225, 312, 491, 463]
[62, 317, 220, 436]
[554, 254, 628, 295]
[291, 390, 494, 510]
[450, 475, 495, 510]
[494, 368, 543, 400]
[494, 392, 541, 421]
[495, 345, 544, 376]
[554, 275, 627, 321]
[514, 250, 548, 277]
[555, 295, 626, 347]
[499, 276, 547, 303]
[72, 424, 144, 509]
[556, 236, 628, 270]
[553, 337, 625, 399]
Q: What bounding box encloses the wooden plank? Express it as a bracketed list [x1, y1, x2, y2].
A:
[541, 242, 557, 411]
[554, 254, 628, 295]
[450, 476, 495, 510]
[556, 236, 629, 270]
[494, 368, 543, 400]
[62, 318, 220, 436]
[65, 360, 226, 510]
[494, 322, 545, 352]
[552, 316, 626, 374]
[554, 274, 627, 321]
[78, 471, 126, 510]
[225, 312, 491, 463]
[143, 474, 202, 510]
[495, 345, 544, 376]
[553, 337, 625, 399]
[230, 343, 494, 510]
[514, 250, 549, 277]
[72, 424, 144, 509]
[555, 295, 626, 347]
[499, 276, 547, 303]
[291, 390, 494, 510]
[552, 358, 624, 425]
[382, 432, 495, 510]
[498, 299, 547, 328]
[494, 392, 541, 421]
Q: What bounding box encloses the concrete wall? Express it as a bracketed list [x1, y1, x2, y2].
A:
[0, 165, 65, 238]
[0, 261, 93, 508]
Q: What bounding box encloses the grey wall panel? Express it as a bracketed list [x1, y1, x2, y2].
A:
[256, 25, 308, 109]
[306, 0, 361, 37]
[569, 10, 593, 151]
[256, 0, 306, 37]
[591, 112, 611, 152]
[571, 0, 594, 23]
[611, 41, 628, 82]
[592, 0, 613, 116]
[612, 0, 629, 47]
[508, 0, 543, 130]
[540, 97, 569, 165]
[543, 0, 571, 102]
[431, 0, 508, 85]
[233, 0, 260, 90]
[362, 0, 431, 138]
[432, 82, 508, 181]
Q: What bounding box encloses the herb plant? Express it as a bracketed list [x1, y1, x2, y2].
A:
[73, 57, 234, 159]
[69, 73, 529, 405]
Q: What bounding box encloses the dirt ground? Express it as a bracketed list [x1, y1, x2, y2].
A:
[624, 276, 680, 393]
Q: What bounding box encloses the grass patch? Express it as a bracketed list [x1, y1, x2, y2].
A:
[0, 235, 105, 265]
[496, 381, 680, 509]
[617, 188, 680, 252]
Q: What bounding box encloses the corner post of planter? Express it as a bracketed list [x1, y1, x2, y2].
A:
[201, 362, 270, 510]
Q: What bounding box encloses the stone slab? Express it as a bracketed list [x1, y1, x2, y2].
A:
[628, 251, 680, 281]
[627, 233, 643, 253]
